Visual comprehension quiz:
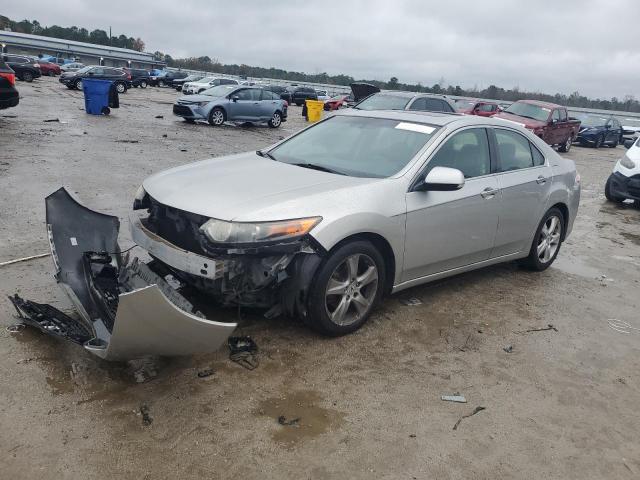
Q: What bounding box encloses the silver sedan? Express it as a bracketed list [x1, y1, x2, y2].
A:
[46, 110, 580, 359]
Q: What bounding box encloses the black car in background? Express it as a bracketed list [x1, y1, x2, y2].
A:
[123, 68, 150, 88]
[172, 74, 204, 91]
[59, 66, 130, 93]
[2, 54, 42, 82]
[0, 58, 19, 110]
[287, 86, 318, 106]
[264, 85, 293, 104]
[152, 70, 188, 87]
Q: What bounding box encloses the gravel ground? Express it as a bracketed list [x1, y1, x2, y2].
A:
[1, 77, 639, 480]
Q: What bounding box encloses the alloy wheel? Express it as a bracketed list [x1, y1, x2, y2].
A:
[270, 112, 281, 127]
[536, 215, 561, 264]
[116, 83, 125, 93]
[324, 253, 379, 326]
[212, 110, 225, 125]
[75, 79, 82, 90]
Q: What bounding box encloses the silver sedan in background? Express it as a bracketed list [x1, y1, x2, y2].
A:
[48, 110, 580, 359]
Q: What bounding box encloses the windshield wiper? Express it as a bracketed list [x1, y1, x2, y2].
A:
[291, 163, 346, 175]
[256, 149, 276, 160]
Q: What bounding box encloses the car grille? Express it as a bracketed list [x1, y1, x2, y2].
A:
[173, 104, 193, 116]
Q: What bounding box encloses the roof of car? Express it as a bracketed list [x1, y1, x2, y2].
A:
[374, 91, 450, 100]
[517, 99, 562, 109]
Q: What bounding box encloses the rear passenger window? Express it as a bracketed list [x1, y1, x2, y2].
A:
[424, 99, 446, 112]
[426, 128, 491, 179]
[552, 110, 561, 122]
[408, 98, 427, 111]
[495, 129, 534, 172]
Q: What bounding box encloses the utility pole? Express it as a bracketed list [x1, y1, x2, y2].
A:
[109, 26, 112, 46]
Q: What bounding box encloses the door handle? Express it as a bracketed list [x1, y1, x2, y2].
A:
[536, 175, 547, 184]
[480, 187, 498, 199]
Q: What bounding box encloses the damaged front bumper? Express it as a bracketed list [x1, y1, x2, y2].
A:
[42, 188, 237, 361]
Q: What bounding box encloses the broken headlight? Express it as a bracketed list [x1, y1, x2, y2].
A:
[132, 185, 151, 210]
[200, 217, 321, 244]
[620, 155, 636, 169]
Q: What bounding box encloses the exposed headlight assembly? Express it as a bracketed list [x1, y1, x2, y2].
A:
[620, 155, 636, 169]
[200, 217, 322, 244]
[132, 185, 150, 210]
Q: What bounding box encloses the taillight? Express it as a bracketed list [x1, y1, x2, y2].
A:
[34, 63, 40, 68]
[0, 72, 15, 86]
[127, 73, 132, 80]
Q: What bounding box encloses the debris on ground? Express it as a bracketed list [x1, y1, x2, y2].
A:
[452, 406, 485, 430]
[409, 433, 416, 438]
[140, 404, 153, 426]
[155, 115, 164, 119]
[441, 394, 467, 403]
[278, 415, 300, 427]
[503, 345, 514, 353]
[43, 118, 60, 122]
[459, 334, 472, 352]
[129, 358, 159, 384]
[0, 252, 50, 267]
[180, 148, 188, 152]
[400, 297, 422, 306]
[115, 139, 139, 143]
[523, 324, 558, 333]
[228, 336, 259, 370]
[608, 319, 640, 334]
[6, 324, 25, 333]
[197, 368, 214, 378]
[162, 134, 167, 138]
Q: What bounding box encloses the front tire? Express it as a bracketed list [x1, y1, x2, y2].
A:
[48, 71, 55, 77]
[609, 137, 619, 148]
[208, 107, 225, 126]
[522, 208, 565, 271]
[140, 80, 147, 88]
[595, 134, 604, 148]
[605, 175, 624, 203]
[268, 111, 282, 128]
[158, 79, 165, 87]
[74, 79, 83, 90]
[115, 82, 126, 94]
[23, 72, 34, 82]
[306, 240, 385, 336]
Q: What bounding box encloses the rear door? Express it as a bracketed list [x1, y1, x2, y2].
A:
[490, 128, 553, 257]
[549, 109, 562, 144]
[403, 127, 500, 280]
[259, 90, 280, 120]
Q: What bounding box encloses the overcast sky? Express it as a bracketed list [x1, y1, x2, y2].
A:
[3, 0, 640, 99]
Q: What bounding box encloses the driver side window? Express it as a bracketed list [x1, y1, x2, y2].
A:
[425, 128, 491, 179]
[234, 89, 253, 101]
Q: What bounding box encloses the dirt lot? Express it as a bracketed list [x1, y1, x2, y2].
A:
[1, 77, 639, 480]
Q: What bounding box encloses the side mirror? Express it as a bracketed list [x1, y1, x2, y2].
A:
[624, 139, 635, 149]
[232, 95, 239, 102]
[416, 166, 465, 192]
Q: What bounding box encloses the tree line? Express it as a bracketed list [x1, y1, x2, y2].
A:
[2, 14, 637, 113]
[0, 16, 145, 51]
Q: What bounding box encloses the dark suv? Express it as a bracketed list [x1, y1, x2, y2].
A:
[123, 68, 150, 88]
[59, 66, 130, 93]
[264, 85, 293, 104]
[288, 86, 318, 106]
[2, 54, 42, 82]
[0, 58, 19, 110]
[153, 70, 188, 87]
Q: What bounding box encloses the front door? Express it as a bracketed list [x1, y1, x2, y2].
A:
[403, 127, 500, 281]
[226, 88, 260, 121]
[490, 127, 553, 257]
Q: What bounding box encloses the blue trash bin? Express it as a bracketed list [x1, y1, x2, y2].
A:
[82, 79, 113, 115]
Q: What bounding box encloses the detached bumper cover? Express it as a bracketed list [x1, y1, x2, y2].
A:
[45, 187, 236, 361]
[609, 172, 640, 201]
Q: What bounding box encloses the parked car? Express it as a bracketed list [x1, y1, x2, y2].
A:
[288, 86, 318, 106]
[183, 77, 239, 95]
[455, 99, 500, 116]
[0, 58, 19, 110]
[59, 66, 130, 93]
[316, 90, 330, 101]
[324, 93, 354, 111]
[354, 91, 457, 113]
[172, 74, 204, 91]
[263, 85, 292, 104]
[59, 62, 85, 72]
[350, 82, 380, 102]
[173, 85, 287, 127]
[2, 54, 41, 82]
[123, 68, 150, 88]
[153, 70, 187, 87]
[605, 137, 640, 205]
[36, 61, 61, 76]
[495, 100, 581, 152]
[621, 117, 640, 142]
[575, 114, 623, 148]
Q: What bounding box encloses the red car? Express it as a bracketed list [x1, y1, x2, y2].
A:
[37, 61, 61, 76]
[323, 93, 355, 111]
[455, 99, 501, 116]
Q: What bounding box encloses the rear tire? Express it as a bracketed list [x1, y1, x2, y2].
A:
[595, 134, 604, 148]
[74, 79, 83, 90]
[23, 72, 34, 82]
[115, 82, 126, 94]
[158, 79, 165, 87]
[268, 111, 282, 128]
[48, 71, 55, 77]
[140, 80, 147, 89]
[305, 240, 386, 336]
[609, 137, 618, 148]
[558, 135, 572, 152]
[605, 175, 624, 203]
[522, 208, 565, 271]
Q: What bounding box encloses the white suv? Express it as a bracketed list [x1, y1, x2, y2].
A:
[183, 77, 239, 95]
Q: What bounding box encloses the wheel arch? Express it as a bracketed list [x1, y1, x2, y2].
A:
[548, 202, 569, 241]
[210, 105, 227, 121]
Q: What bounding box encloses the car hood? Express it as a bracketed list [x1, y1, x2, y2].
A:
[142, 152, 375, 221]
[494, 112, 546, 129]
[176, 94, 219, 104]
[350, 82, 381, 102]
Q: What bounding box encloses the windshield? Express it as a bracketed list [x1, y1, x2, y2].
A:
[455, 100, 476, 110]
[270, 116, 437, 178]
[578, 115, 608, 127]
[355, 93, 411, 111]
[504, 102, 551, 122]
[201, 85, 237, 97]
